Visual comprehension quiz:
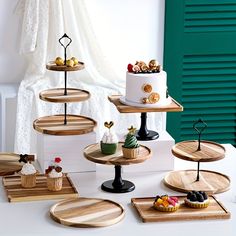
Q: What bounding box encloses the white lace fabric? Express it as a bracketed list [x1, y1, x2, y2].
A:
[15, 0, 163, 153]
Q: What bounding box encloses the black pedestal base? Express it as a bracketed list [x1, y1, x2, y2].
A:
[101, 180, 135, 193]
[136, 130, 159, 141]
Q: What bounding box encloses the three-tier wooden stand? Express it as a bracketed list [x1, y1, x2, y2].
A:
[33, 34, 96, 136]
[164, 119, 230, 194]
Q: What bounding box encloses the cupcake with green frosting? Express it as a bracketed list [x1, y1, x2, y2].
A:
[122, 126, 140, 159]
[100, 121, 118, 155]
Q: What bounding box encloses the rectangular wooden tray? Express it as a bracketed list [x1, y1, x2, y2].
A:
[2, 174, 78, 202]
[131, 196, 230, 222]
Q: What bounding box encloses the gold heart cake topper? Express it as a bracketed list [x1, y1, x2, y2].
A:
[104, 121, 114, 129]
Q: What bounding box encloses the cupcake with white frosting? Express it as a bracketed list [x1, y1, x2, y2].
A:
[45, 157, 63, 191]
[20, 161, 37, 188]
[100, 121, 118, 155]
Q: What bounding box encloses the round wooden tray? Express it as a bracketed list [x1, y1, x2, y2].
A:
[0, 153, 23, 176]
[84, 142, 151, 166]
[50, 197, 125, 227]
[164, 169, 230, 194]
[33, 114, 97, 135]
[39, 88, 90, 103]
[46, 61, 85, 71]
[172, 140, 225, 162]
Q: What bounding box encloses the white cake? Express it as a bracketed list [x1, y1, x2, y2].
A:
[120, 60, 171, 108]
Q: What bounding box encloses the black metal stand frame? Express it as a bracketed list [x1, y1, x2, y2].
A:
[101, 165, 135, 193]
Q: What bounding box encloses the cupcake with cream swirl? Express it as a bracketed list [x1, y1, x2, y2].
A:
[45, 157, 63, 191]
[100, 121, 118, 155]
[20, 160, 37, 188]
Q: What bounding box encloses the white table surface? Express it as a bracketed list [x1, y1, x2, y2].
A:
[0, 144, 235, 236]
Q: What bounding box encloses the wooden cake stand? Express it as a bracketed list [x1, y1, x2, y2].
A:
[108, 95, 183, 141]
[164, 119, 230, 194]
[84, 142, 151, 193]
[33, 34, 96, 135]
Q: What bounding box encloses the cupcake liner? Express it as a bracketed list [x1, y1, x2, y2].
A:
[184, 199, 209, 209]
[122, 146, 139, 159]
[153, 204, 179, 212]
[47, 176, 63, 191]
[21, 174, 37, 188]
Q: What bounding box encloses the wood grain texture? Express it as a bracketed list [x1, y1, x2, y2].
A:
[0, 153, 32, 176]
[46, 61, 84, 71]
[108, 95, 183, 113]
[50, 197, 125, 227]
[33, 114, 97, 135]
[164, 169, 230, 194]
[39, 88, 90, 103]
[2, 174, 78, 202]
[83, 142, 151, 166]
[172, 140, 225, 162]
[131, 196, 230, 222]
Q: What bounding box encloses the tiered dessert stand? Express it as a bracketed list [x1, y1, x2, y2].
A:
[33, 34, 96, 136]
[84, 142, 151, 193]
[108, 95, 183, 140]
[164, 119, 230, 194]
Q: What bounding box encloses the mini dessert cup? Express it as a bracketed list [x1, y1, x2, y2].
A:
[47, 176, 63, 191]
[122, 146, 139, 159]
[184, 199, 210, 209]
[21, 173, 37, 188]
[100, 141, 117, 155]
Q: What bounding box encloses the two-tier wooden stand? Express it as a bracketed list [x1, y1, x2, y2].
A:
[33, 34, 96, 136]
[164, 140, 230, 194]
[108, 95, 183, 140]
[84, 142, 151, 193]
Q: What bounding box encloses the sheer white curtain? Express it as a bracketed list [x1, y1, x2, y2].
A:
[15, 0, 163, 153]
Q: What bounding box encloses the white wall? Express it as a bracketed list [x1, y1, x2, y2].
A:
[0, 0, 165, 151]
[0, 0, 26, 84]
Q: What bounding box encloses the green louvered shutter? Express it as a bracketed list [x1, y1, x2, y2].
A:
[164, 0, 236, 145]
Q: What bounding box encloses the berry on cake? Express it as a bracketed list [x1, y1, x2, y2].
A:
[100, 121, 118, 155]
[122, 126, 139, 159]
[185, 191, 209, 209]
[45, 157, 63, 191]
[153, 195, 179, 212]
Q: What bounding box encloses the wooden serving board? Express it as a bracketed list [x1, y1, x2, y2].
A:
[131, 196, 230, 223]
[164, 169, 230, 194]
[39, 88, 90, 103]
[84, 142, 151, 166]
[33, 114, 97, 135]
[50, 197, 125, 227]
[172, 140, 225, 162]
[2, 174, 78, 202]
[46, 61, 84, 71]
[108, 95, 183, 113]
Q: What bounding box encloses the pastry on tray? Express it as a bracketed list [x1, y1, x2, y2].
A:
[20, 160, 37, 188]
[45, 157, 63, 191]
[153, 195, 179, 212]
[122, 126, 140, 159]
[185, 191, 209, 209]
[100, 121, 118, 155]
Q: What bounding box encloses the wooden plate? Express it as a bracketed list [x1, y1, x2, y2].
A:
[164, 169, 230, 194]
[0, 153, 23, 176]
[131, 196, 230, 223]
[33, 114, 97, 135]
[50, 197, 125, 227]
[39, 88, 90, 103]
[46, 61, 84, 71]
[172, 140, 225, 162]
[83, 142, 151, 166]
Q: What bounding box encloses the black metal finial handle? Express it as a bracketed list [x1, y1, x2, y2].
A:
[193, 118, 207, 151]
[59, 33, 72, 50]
